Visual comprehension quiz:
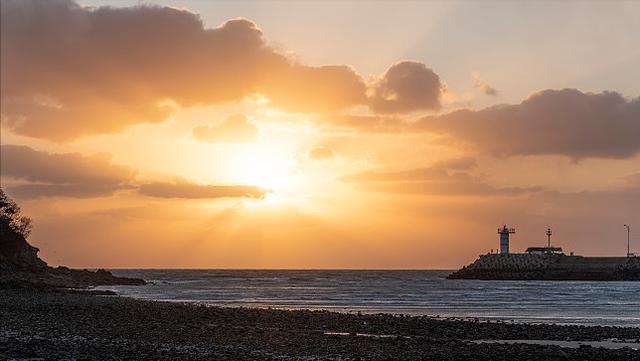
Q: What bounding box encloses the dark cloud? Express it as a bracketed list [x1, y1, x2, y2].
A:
[472, 72, 499, 96]
[5, 184, 124, 199]
[0, 1, 375, 141]
[341, 157, 541, 196]
[325, 89, 639, 160]
[0, 145, 134, 185]
[419, 89, 640, 159]
[193, 114, 258, 143]
[368, 61, 444, 114]
[308, 147, 335, 161]
[532, 186, 640, 225]
[138, 181, 268, 199]
[0, 144, 134, 198]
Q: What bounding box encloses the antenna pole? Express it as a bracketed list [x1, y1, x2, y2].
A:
[624, 224, 630, 257]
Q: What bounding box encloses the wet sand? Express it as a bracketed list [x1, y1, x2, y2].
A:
[1, 289, 639, 360]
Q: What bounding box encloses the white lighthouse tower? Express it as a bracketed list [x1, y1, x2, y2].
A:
[498, 225, 516, 255]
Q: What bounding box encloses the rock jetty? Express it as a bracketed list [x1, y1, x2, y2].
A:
[448, 253, 640, 280]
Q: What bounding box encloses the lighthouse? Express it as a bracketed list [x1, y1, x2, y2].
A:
[498, 225, 516, 254]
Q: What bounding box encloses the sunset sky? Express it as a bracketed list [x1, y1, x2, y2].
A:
[1, 0, 638, 268]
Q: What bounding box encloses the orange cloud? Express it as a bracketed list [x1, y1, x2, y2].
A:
[193, 114, 258, 143]
[321, 114, 410, 133]
[2, 1, 261, 140]
[261, 65, 366, 114]
[308, 147, 335, 160]
[1, 1, 445, 141]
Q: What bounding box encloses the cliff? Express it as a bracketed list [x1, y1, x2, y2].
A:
[0, 219, 47, 272]
[447, 253, 640, 281]
[0, 217, 145, 289]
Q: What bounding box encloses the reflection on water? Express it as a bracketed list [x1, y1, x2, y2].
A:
[101, 270, 640, 327]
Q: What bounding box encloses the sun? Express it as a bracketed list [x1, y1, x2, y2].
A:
[228, 142, 299, 192]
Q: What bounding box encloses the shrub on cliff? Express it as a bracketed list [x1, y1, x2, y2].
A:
[0, 188, 45, 271]
[1, 188, 32, 239]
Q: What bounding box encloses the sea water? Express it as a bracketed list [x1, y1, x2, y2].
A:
[101, 269, 640, 327]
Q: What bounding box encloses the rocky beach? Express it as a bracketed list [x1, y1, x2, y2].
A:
[1, 288, 639, 360]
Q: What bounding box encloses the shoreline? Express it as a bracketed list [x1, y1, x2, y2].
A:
[96, 268, 640, 328]
[92, 291, 640, 328]
[1, 288, 639, 360]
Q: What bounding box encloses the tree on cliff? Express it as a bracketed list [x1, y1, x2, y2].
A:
[0, 187, 46, 271]
[0, 188, 33, 239]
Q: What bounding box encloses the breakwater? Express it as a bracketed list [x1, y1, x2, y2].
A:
[448, 254, 640, 280]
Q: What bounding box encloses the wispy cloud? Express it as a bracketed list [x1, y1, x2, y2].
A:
[193, 114, 258, 143]
[472, 72, 499, 96]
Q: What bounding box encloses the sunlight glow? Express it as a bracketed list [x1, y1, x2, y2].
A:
[229, 142, 300, 192]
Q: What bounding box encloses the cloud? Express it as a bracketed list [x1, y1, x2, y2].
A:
[357, 181, 541, 197]
[0, 144, 267, 200]
[261, 65, 367, 114]
[368, 61, 444, 114]
[0, 144, 135, 198]
[0, 1, 348, 140]
[341, 157, 541, 196]
[321, 114, 410, 133]
[419, 89, 640, 159]
[308, 147, 335, 161]
[138, 180, 268, 199]
[1, 1, 446, 141]
[472, 72, 498, 96]
[432, 157, 478, 170]
[341, 157, 476, 183]
[622, 172, 640, 186]
[193, 114, 258, 143]
[2, 0, 254, 140]
[4, 184, 125, 199]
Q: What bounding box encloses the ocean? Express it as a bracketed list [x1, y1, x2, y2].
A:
[102, 269, 640, 327]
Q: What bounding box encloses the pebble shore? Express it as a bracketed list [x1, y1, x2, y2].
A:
[1, 289, 639, 360]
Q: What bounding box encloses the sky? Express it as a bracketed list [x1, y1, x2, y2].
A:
[0, 0, 638, 268]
